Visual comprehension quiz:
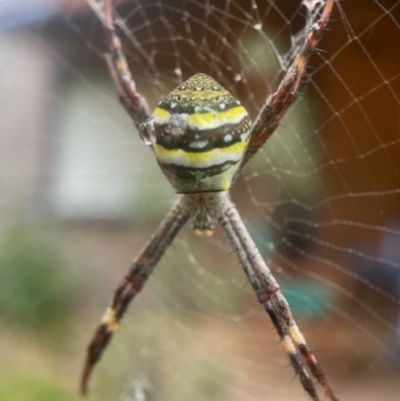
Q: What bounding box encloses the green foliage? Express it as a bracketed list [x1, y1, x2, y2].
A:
[128, 172, 175, 224]
[194, 362, 229, 399]
[0, 226, 72, 330]
[0, 375, 79, 401]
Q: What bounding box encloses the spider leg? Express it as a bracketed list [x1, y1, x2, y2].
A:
[81, 197, 190, 396]
[218, 199, 338, 401]
[99, 0, 151, 129]
[241, 0, 334, 168]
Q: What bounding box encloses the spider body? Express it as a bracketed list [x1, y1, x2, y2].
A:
[141, 73, 252, 194]
[185, 191, 227, 234]
[82, 1, 339, 400]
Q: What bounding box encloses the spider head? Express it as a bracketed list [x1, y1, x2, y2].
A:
[139, 73, 252, 194]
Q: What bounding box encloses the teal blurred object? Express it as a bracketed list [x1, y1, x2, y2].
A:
[281, 281, 335, 319]
[250, 222, 334, 319]
[0, 225, 73, 330]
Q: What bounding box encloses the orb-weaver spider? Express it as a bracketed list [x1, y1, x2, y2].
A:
[82, 1, 338, 400]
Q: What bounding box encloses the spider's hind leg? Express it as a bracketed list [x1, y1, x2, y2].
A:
[265, 298, 319, 399]
[287, 320, 339, 401]
[81, 198, 190, 395]
[218, 199, 339, 401]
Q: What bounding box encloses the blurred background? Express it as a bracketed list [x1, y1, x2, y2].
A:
[0, 0, 400, 400]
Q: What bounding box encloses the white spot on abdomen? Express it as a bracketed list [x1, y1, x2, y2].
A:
[189, 140, 208, 149]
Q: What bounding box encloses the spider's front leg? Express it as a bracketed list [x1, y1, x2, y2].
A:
[100, 0, 151, 129]
[219, 199, 339, 401]
[81, 197, 190, 395]
[241, 0, 334, 168]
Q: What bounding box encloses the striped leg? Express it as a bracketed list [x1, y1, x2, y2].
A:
[241, 0, 334, 167]
[81, 198, 190, 395]
[100, 0, 151, 129]
[219, 199, 338, 401]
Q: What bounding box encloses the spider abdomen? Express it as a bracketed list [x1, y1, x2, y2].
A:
[140, 73, 252, 194]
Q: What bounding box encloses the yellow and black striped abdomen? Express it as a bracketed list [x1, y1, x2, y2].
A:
[139, 73, 251, 194]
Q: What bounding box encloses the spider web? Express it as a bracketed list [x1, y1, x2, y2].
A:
[1, 1, 400, 401]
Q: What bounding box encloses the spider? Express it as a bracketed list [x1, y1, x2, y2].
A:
[81, 1, 338, 400]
